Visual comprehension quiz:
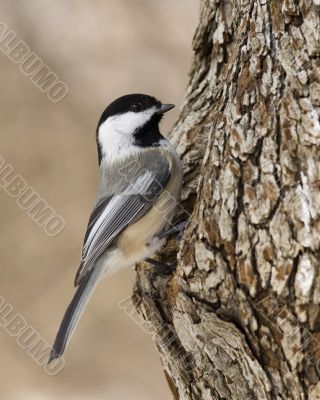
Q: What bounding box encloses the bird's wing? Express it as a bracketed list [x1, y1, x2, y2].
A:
[74, 157, 170, 286]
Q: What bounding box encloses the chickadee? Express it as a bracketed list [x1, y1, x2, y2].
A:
[49, 94, 183, 363]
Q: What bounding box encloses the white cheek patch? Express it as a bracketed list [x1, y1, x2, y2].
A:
[98, 107, 157, 162]
[107, 107, 157, 135]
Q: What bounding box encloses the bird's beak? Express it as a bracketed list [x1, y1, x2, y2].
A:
[156, 103, 175, 114]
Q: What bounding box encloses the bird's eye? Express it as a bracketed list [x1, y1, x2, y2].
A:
[131, 103, 141, 112]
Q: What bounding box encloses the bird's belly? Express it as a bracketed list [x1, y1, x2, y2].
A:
[99, 192, 174, 277]
[101, 237, 163, 277]
[117, 186, 177, 253]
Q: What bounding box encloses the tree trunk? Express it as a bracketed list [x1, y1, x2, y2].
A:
[133, 1, 320, 398]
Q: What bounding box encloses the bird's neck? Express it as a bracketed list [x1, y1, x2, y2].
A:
[133, 113, 164, 147]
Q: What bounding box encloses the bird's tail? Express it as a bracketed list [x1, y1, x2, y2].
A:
[48, 265, 104, 364]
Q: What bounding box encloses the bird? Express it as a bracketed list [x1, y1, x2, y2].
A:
[48, 93, 183, 363]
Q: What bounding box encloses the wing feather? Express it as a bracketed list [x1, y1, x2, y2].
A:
[75, 162, 170, 286]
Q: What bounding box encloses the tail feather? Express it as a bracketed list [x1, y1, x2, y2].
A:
[48, 265, 104, 364]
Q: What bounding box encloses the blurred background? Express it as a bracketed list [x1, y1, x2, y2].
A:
[0, 1, 198, 399]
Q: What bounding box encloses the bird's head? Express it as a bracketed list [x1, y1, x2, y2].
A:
[96, 94, 175, 163]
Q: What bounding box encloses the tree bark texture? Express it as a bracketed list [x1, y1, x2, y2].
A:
[133, 1, 320, 399]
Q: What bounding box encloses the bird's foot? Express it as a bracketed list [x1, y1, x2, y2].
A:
[145, 257, 176, 274]
[157, 219, 188, 241]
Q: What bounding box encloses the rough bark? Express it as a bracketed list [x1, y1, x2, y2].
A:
[133, 1, 320, 399]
